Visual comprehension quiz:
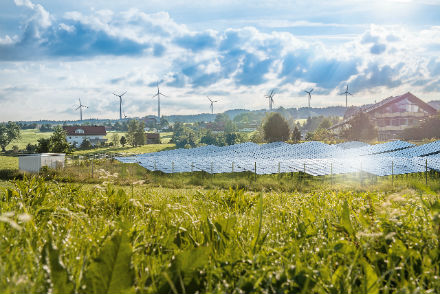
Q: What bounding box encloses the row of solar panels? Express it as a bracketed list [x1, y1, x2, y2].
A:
[116, 140, 440, 176]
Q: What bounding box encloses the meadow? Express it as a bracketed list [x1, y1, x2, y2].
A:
[2, 130, 440, 293]
[1, 174, 440, 293]
[3, 129, 52, 151]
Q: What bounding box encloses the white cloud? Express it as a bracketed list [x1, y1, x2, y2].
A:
[1, 2, 440, 121]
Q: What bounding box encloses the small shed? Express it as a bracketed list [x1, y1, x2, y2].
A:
[146, 133, 161, 144]
[19, 153, 66, 173]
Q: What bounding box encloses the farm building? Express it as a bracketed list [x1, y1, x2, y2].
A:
[146, 133, 160, 144]
[63, 126, 107, 147]
[19, 153, 65, 173]
[330, 92, 438, 140]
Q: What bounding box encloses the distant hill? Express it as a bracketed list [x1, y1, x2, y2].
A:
[428, 100, 440, 110]
[14, 106, 347, 125]
[164, 113, 215, 123]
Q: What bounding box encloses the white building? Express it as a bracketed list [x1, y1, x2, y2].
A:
[19, 153, 65, 173]
[63, 126, 107, 147]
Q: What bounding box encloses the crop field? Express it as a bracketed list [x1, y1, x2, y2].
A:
[1, 171, 440, 293]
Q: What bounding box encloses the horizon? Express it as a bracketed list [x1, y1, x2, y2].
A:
[1, 0, 440, 121]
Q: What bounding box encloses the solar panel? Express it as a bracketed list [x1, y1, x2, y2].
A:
[115, 140, 440, 177]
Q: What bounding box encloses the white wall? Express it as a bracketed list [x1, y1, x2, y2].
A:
[19, 154, 65, 173]
[19, 155, 41, 173]
[66, 135, 106, 146]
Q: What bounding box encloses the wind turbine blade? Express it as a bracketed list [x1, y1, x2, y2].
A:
[152, 93, 158, 98]
[75, 106, 80, 110]
[310, 89, 313, 93]
[121, 91, 127, 97]
[207, 96, 212, 102]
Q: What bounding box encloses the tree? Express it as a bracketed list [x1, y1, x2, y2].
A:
[39, 124, 53, 132]
[291, 126, 301, 143]
[0, 122, 21, 152]
[111, 133, 120, 147]
[225, 132, 243, 146]
[126, 120, 145, 147]
[26, 143, 37, 153]
[120, 136, 127, 147]
[36, 138, 50, 153]
[49, 126, 70, 153]
[171, 122, 197, 148]
[200, 130, 224, 146]
[134, 121, 146, 146]
[342, 112, 377, 141]
[262, 113, 290, 142]
[159, 117, 169, 130]
[79, 139, 92, 150]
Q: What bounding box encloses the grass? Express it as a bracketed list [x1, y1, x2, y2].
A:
[3, 129, 52, 151]
[0, 156, 18, 170]
[1, 176, 440, 293]
[3, 157, 437, 194]
[72, 143, 175, 156]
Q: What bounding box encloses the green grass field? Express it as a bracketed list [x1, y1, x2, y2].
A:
[1, 176, 440, 293]
[0, 156, 18, 170]
[3, 129, 52, 151]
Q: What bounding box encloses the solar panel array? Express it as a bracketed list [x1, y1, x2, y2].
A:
[117, 140, 440, 177]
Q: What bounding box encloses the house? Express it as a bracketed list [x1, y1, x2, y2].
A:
[19, 153, 65, 173]
[330, 92, 438, 140]
[63, 126, 107, 146]
[146, 133, 160, 144]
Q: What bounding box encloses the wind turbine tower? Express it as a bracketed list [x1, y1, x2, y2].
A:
[113, 91, 127, 120]
[340, 85, 353, 108]
[304, 89, 313, 108]
[207, 96, 219, 114]
[265, 89, 276, 111]
[152, 82, 167, 124]
[75, 98, 88, 121]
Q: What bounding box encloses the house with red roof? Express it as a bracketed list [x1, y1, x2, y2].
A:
[330, 92, 438, 140]
[63, 126, 107, 147]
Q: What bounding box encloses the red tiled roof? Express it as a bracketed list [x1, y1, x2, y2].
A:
[63, 126, 107, 136]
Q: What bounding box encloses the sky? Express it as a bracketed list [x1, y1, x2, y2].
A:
[0, 0, 440, 121]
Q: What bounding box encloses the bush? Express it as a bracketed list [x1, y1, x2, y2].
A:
[0, 169, 22, 180]
[402, 115, 440, 140]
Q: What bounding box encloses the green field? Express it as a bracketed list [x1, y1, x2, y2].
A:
[3, 129, 52, 151]
[0, 156, 18, 170]
[1, 176, 440, 293]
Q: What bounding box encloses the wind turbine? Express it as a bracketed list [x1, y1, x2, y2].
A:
[113, 91, 126, 120]
[340, 84, 352, 108]
[75, 98, 88, 121]
[207, 96, 219, 114]
[304, 89, 313, 108]
[152, 82, 166, 124]
[265, 89, 276, 111]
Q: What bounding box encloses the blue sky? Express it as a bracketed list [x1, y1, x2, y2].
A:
[0, 0, 440, 121]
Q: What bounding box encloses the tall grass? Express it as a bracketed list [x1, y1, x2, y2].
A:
[1, 177, 440, 293]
